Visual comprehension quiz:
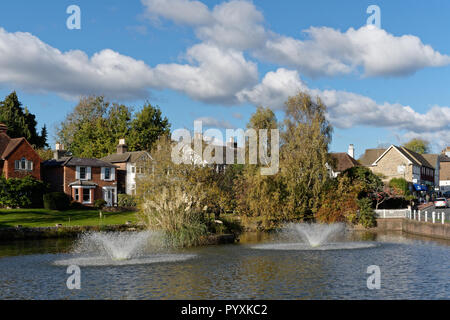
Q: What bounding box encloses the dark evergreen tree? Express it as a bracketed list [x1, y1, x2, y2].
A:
[0, 92, 47, 148]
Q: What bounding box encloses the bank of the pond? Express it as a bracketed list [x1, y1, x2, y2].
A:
[354, 218, 450, 240]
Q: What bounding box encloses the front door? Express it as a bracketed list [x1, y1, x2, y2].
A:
[103, 188, 113, 207]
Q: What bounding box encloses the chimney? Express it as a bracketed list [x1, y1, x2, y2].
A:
[117, 138, 128, 154]
[348, 144, 355, 158]
[53, 143, 67, 160]
[0, 123, 7, 135]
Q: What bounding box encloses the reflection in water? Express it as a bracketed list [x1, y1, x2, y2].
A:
[0, 231, 448, 299]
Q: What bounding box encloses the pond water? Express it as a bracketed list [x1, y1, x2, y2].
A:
[0, 230, 449, 299]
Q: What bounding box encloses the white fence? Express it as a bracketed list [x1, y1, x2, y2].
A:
[407, 209, 448, 224]
[375, 209, 408, 218]
[376, 208, 448, 224]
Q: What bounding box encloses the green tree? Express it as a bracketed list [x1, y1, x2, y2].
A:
[56, 96, 170, 158]
[281, 92, 333, 220]
[0, 92, 47, 148]
[403, 138, 430, 154]
[128, 103, 171, 152]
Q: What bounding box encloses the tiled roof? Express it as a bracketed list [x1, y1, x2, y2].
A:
[396, 146, 434, 168]
[330, 153, 359, 172]
[43, 157, 117, 168]
[358, 148, 386, 166]
[101, 151, 151, 163]
[421, 154, 439, 169]
[0, 133, 26, 159]
[65, 157, 118, 168]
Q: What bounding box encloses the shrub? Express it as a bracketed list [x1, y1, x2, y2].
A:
[117, 194, 137, 207]
[94, 199, 107, 209]
[357, 197, 377, 228]
[0, 176, 47, 208]
[43, 192, 70, 211]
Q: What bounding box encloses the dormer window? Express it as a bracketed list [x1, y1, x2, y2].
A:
[15, 158, 33, 171]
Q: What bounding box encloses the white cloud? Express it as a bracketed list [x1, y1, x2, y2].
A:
[0, 28, 257, 104]
[143, 0, 450, 77]
[153, 43, 258, 104]
[195, 116, 235, 129]
[237, 68, 450, 147]
[141, 0, 212, 26]
[237, 68, 307, 108]
[0, 28, 155, 100]
[257, 26, 450, 77]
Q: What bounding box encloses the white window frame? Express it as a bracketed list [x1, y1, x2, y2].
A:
[82, 188, 91, 204]
[15, 158, 33, 171]
[74, 188, 80, 201]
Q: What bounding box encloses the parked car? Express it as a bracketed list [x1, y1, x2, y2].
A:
[434, 198, 448, 208]
[443, 191, 450, 199]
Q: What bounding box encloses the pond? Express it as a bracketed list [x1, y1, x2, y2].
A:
[0, 229, 449, 299]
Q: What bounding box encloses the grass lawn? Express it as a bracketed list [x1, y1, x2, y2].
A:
[0, 208, 139, 228]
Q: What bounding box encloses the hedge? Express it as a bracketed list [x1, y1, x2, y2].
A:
[0, 176, 47, 208]
[43, 192, 70, 211]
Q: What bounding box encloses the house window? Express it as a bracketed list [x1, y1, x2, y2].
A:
[74, 188, 80, 201]
[79, 167, 86, 180]
[131, 166, 135, 173]
[82, 188, 91, 203]
[104, 167, 111, 180]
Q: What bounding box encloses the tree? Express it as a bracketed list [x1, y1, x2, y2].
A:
[128, 103, 171, 152]
[234, 106, 287, 229]
[403, 138, 430, 154]
[56, 96, 171, 158]
[280, 92, 333, 220]
[136, 135, 210, 247]
[0, 92, 47, 148]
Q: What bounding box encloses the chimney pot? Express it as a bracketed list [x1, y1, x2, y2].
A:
[348, 144, 355, 158]
[117, 138, 128, 154]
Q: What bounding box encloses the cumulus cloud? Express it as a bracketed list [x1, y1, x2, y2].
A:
[237, 68, 307, 108]
[0, 28, 257, 103]
[257, 26, 450, 77]
[237, 68, 450, 147]
[141, 0, 212, 26]
[0, 28, 155, 100]
[195, 116, 235, 129]
[153, 43, 258, 104]
[143, 0, 450, 77]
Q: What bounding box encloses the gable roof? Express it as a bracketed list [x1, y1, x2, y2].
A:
[421, 154, 439, 169]
[358, 148, 386, 166]
[101, 151, 152, 164]
[0, 132, 38, 160]
[371, 145, 434, 168]
[330, 153, 359, 172]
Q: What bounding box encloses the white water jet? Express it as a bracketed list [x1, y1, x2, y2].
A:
[251, 223, 376, 251]
[74, 231, 160, 260]
[54, 231, 196, 266]
[287, 223, 345, 247]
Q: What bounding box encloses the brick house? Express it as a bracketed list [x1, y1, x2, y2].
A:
[101, 139, 152, 195]
[42, 145, 118, 206]
[0, 123, 41, 180]
[364, 145, 435, 190]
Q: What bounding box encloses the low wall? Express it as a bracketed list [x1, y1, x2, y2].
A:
[402, 219, 450, 240]
[371, 218, 450, 240]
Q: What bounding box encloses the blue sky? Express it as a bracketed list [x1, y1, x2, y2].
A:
[0, 0, 449, 158]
